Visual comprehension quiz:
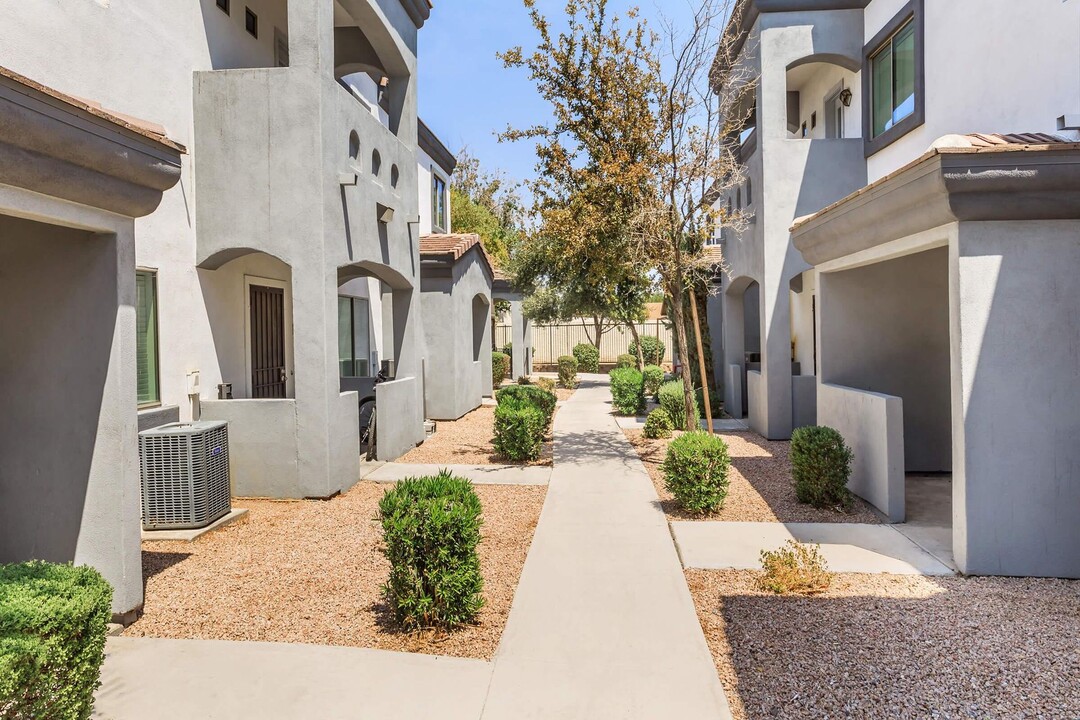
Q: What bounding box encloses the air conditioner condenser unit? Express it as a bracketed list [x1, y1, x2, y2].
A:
[138, 420, 231, 530]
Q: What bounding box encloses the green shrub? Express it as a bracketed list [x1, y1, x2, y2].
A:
[642, 365, 664, 396]
[662, 431, 730, 514]
[379, 472, 484, 629]
[536, 377, 556, 394]
[502, 342, 513, 356]
[758, 541, 831, 595]
[629, 336, 665, 366]
[496, 384, 556, 425]
[695, 386, 725, 419]
[791, 426, 854, 511]
[516, 375, 531, 385]
[643, 408, 674, 439]
[616, 353, 635, 369]
[658, 379, 700, 431]
[572, 343, 600, 373]
[609, 367, 644, 416]
[557, 355, 578, 389]
[491, 352, 510, 390]
[493, 401, 546, 461]
[0, 561, 113, 720]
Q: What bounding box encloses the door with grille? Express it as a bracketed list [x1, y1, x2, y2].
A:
[249, 284, 287, 398]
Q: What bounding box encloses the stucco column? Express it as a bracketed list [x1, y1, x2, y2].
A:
[510, 300, 526, 380]
[287, 0, 335, 72]
[721, 287, 746, 418]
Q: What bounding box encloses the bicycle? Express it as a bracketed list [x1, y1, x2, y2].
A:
[358, 368, 389, 461]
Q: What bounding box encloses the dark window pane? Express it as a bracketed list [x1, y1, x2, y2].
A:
[871, 43, 894, 137]
[892, 21, 916, 126]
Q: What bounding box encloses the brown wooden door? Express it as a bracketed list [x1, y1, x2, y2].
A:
[250, 284, 287, 398]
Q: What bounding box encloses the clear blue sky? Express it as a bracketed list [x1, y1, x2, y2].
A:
[417, 0, 698, 192]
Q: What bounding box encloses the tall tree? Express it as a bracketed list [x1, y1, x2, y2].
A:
[449, 148, 526, 267]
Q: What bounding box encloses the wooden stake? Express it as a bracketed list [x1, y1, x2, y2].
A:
[689, 289, 713, 435]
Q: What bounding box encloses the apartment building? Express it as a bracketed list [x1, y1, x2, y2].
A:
[709, 0, 1080, 577]
[0, 0, 435, 616]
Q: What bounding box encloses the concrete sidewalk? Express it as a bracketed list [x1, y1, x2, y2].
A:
[94, 637, 493, 720]
[366, 462, 551, 485]
[480, 379, 731, 719]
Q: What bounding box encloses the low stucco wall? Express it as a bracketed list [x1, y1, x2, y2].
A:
[747, 370, 766, 436]
[726, 364, 744, 420]
[818, 383, 904, 523]
[201, 399, 299, 498]
[791, 375, 817, 430]
[376, 376, 424, 460]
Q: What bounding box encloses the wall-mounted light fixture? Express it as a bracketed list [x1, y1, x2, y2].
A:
[839, 88, 853, 107]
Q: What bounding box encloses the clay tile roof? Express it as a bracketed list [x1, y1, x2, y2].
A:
[420, 233, 496, 276]
[0, 65, 186, 153]
[962, 132, 1072, 147]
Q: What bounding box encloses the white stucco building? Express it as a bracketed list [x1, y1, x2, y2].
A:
[708, 0, 1080, 577]
[0, 0, 439, 617]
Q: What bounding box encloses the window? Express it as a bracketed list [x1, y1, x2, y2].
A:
[432, 173, 447, 232]
[746, 176, 752, 205]
[801, 122, 807, 138]
[863, 0, 924, 155]
[736, 187, 742, 209]
[245, 7, 258, 37]
[216, 0, 229, 14]
[338, 296, 372, 378]
[136, 270, 160, 407]
[810, 111, 817, 130]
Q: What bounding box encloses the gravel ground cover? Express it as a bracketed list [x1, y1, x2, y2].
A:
[686, 569, 1080, 720]
[624, 429, 880, 523]
[400, 405, 555, 466]
[123, 481, 547, 660]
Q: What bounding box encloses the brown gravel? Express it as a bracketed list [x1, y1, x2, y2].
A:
[123, 481, 547, 660]
[686, 569, 1080, 720]
[624, 429, 880, 523]
[400, 405, 554, 466]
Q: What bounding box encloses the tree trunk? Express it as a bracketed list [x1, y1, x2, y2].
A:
[669, 277, 697, 431]
[592, 315, 603, 352]
[627, 320, 645, 369]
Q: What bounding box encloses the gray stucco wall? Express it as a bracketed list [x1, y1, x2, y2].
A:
[0, 213, 143, 614]
[420, 249, 492, 420]
[819, 247, 952, 472]
[953, 220, 1080, 578]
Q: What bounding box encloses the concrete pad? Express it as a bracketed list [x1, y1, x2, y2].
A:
[481, 379, 732, 719]
[672, 521, 955, 576]
[366, 462, 551, 485]
[895, 474, 956, 570]
[94, 637, 492, 720]
[613, 415, 749, 432]
[141, 508, 248, 542]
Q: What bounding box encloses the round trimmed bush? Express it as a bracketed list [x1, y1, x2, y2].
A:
[658, 379, 700, 431]
[493, 401, 546, 461]
[643, 408, 674, 439]
[496, 384, 556, 425]
[0, 561, 113, 720]
[491, 351, 510, 390]
[557, 355, 578, 388]
[791, 426, 854, 511]
[662, 431, 731, 514]
[642, 365, 664, 396]
[572, 343, 600, 373]
[616, 353, 635, 369]
[379, 472, 484, 629]
[629, 336, 665, 366]
[609, 367, 644, 416]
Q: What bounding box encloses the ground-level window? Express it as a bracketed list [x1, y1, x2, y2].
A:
[870, 17, 916, 137]
[136, 270, 160, 407]
[432, 172, 447, 232]
[338, 296, 371, 378]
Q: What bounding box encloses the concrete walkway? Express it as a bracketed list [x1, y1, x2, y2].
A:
[480, 379, 731, 719]
[614, 415, 749, 432]
[673, 521, 955, 575]
[366, 462, 551, 485]
[94, 637, 493, 720]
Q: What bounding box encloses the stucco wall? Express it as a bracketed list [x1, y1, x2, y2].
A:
[952, 220, 1080, 577]
[790, 270, 816, 376]
[0, 213, 142, 614]
[201, 399, 300, 498]
[818, 383, 905, 522]
[863, 0, 1080, 182]
[819, 247, 951, 472]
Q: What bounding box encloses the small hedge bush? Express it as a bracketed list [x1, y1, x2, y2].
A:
[0, 561, 113, 720]
[629, 336, 665, 366]
[658, 379, 700, 431]
[643, 408, 674, 439]
[496, 384, 556, 425]
[695, 386, 724, 419]
[609, 367, 644, 416]
[662, 431, 730, 514]
[791, 426, 854, 511]
[642, 365, 664, 397]
[379, 472, 484, 629]
[536, 377, 556, 394]
[572, 343, 600, 373]
[616, 353, 635, 369]
[758, 541, 831, 595]
[557, 355, 578, 388]
[493, 401, 546, 461]
[491, 351, 510, 390]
